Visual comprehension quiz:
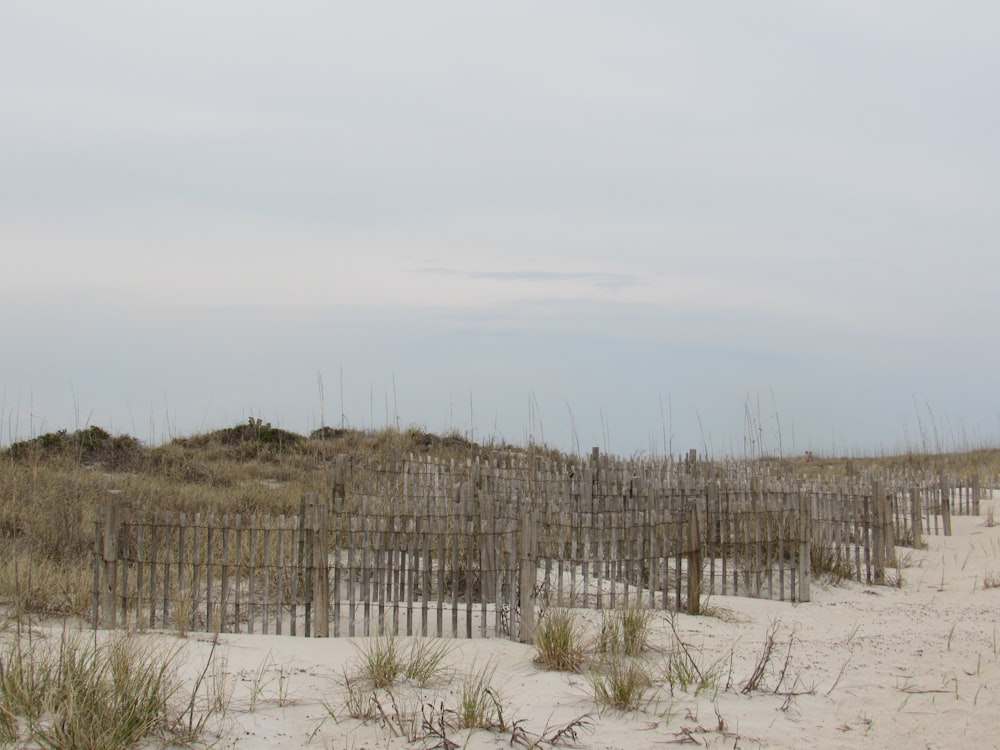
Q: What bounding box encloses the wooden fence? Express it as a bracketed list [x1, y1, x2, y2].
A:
[92, 452, 985, 641]
[94, 492, 330, 637]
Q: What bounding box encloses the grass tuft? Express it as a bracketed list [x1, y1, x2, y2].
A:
[456, 662, 506, 730]
[350, 635, 454, 691]
[597, 604, 652, 657]
[535, 609, 588, 672]
[402, 638, 454, 686]
[354, 635, 405, 689]
[811, 544, 856, 584]
[589, 654, 652, 711]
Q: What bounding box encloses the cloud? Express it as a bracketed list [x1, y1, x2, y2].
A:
[423, 267, 637, 289]
[1, 2, 998, 453]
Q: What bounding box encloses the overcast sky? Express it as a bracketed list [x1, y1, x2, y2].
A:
[2, 2, 999, 457]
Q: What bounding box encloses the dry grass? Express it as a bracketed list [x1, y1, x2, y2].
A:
[0, 551, 92, 617]
[787, 447, 1000, 481]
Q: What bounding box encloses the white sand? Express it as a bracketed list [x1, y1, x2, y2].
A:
[45, 501, 1000, 749]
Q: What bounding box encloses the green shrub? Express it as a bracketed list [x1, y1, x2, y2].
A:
[6, 427, 143, 469]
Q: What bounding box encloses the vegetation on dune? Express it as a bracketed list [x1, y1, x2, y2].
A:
[0, 419, 551, 619]
[6, 426, 144, 470]
[176, 417, 305, 449]
[11, 418, 998, 480]
[0, 418, 999, 621]
[748, 449, 1000, 482]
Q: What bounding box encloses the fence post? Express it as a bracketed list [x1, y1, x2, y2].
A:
[518, 511, 538, 644]
[749, 477, 761, 598]
[299, 493, 317, 638]
[101, 491, 123, 628]
[315, 495, 330, 637]
[92, 515, 101, 629]
[872, 480, 885, 585]
[479, 467, 497, 604]
[972, 474, 981, 516]
[910, 487, 923, 549]
[686, 503, 701, 615]
[882, 488, 896, 566]
[798, 485, 811, 602]
[940, 473, 952, 536]
[706, 480, 718, 597]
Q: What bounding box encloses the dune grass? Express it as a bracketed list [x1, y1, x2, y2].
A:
[597, 604, 653, 657]
[350, 634, 454, 690]
[589, 654, 652, 711]
[0, 627, 226, 750]
[535, 609, 588, 672]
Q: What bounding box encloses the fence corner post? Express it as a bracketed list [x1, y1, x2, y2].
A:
[101, 491, 123, 629]
[686, 503, 701, 615]
[518, 511, 538, 644]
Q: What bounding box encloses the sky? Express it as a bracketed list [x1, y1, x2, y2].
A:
[2, 2, 999, 458]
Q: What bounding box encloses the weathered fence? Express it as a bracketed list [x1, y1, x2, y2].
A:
[94, 492, 330, 636]
[93, 451, 985, 641]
